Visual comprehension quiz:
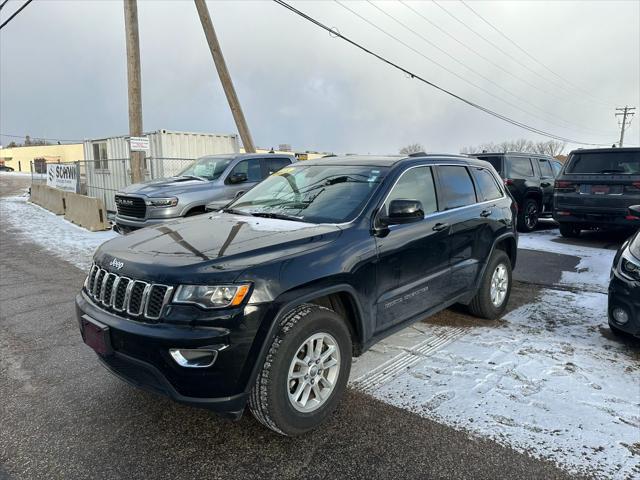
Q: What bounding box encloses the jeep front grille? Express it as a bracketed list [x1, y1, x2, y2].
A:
[84, 264, 173, 322]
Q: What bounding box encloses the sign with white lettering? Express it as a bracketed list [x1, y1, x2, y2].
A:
[47, 163, 80, 193]
[129, 136, 150, 152]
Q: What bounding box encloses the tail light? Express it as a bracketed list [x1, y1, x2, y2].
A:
[624, 182, 640, 193]
[554, 180, 577, 192]
[503, 178, 514, 186]
[626, 215, 640, 221]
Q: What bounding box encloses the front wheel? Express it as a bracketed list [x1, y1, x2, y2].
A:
[249, 304, 352, 436]
[468, 250, 512, 320]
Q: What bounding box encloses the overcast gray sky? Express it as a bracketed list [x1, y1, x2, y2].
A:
[1, 0, 639, 154]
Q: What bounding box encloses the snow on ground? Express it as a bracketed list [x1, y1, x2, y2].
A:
[356, 229, 639, 479]
[0, 195, 116, 271]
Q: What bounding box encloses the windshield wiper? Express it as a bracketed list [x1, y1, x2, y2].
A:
[221, 208, 251, 216]
[250, 212, 306, 222]
[180, 175, 208, 181]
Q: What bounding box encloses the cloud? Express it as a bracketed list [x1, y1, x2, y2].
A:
[1, 0, 638, 154]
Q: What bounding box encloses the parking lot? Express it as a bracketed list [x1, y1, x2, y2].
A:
[1, 169, 638, 480]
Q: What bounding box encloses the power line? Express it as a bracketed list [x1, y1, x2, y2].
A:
[0, 133, 82, 143]
[399, 1, 617, 136]
[459, 0, 612, 106]
[0, 0, 33, 31]
[363, 1, 613, 137]
[0, 1, 10, 12]
[432, 0, 610, 108]
[271, 0, 612, 146]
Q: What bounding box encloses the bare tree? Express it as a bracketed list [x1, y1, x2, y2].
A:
[460, 138, 565, 157]
[399, 143, 424, 155]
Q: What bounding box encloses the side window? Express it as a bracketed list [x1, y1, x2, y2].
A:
[265, 158, 291, 176]
[93, 142, 108, 170]
[538, 159, 554, 177]
[229, 159, 262, 182]
[472, 168, 503, 201]
[508, 157, 534, 178]
[437, 166, 477, 210]
[384, 166, 437, 216]
[550, 160, 562, 176]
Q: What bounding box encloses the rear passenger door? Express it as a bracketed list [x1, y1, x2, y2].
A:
[434, 165, 492, 296]
[373, 166, 451, 331]
[537, 158, 555, 212]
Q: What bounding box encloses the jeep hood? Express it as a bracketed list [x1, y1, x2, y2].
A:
[95, 213, 342, 276]
[119, 177, 213, 197]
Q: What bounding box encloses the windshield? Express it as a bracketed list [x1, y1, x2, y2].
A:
[227, 165, 388, 223]
[178, 156, 233, 180]
[566, 151, 640, 174]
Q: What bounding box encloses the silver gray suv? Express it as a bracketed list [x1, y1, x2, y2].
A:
[114, 153, 295, 233]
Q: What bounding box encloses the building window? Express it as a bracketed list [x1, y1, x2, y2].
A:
[93, 142, 108, 170]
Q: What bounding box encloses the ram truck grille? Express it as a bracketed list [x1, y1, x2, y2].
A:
[115, 195, 146, 219]
[84, 264, 173, 322]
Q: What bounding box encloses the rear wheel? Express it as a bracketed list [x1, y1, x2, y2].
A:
[559, 223, 581, 238]
[517, 198, 539, 232]
[468, 250, 512, 320]
[249, 304, 352, 436]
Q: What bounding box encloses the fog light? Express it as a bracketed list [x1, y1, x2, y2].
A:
[169, 348, 218, 368]
[612, 307, 630, 325]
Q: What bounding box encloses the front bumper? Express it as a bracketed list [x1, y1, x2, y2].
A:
[115, 214, 179, 231]
[608, 272, 640, 337]
[75, 291, 270, 415]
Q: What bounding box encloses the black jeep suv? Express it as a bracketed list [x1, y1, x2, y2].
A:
[76, 154, 517, 435]
[471, 152, 562, 232]
[553, 147, 640, 237]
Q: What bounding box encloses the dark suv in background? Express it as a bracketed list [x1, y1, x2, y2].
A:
[471, 152, 562, 232]
[76, 154, 517, 436]
[553, 147, 640, 237]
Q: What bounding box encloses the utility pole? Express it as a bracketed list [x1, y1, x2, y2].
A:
[123, 0, 145, 183]
[194, 0, 256, 153]
[615, 106, 636, 147]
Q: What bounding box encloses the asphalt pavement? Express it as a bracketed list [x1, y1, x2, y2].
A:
[0, 174, 581, 480]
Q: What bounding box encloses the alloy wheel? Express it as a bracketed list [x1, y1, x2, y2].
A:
[490, 264, 508, 307]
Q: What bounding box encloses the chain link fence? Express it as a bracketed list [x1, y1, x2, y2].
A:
[31, 157, 197, 213]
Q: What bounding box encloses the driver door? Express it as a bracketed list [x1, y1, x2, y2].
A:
[374, 166, 451, 331]
[224, 158, 263, 201]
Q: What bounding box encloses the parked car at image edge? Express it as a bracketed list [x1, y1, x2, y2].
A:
[113, 153, 295, 233]
[0, 165, 15, 172]
[608, 205, 640, 338]
[76, 153, 518, 435]
[553, 147, 640, 237]
[469, 152, 562, 232]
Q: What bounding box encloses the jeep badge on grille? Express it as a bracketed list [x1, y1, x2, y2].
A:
[109, 258, 124, 270]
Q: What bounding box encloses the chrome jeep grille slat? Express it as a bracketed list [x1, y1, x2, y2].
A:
[83, 263, 173, 322]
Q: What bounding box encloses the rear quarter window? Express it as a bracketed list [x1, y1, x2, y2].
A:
[566, 151, 640, 174]
[471, 167, 504, 201]
[507, 157, 534, 178]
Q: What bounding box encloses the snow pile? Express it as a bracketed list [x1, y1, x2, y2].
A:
[0, 195, 116, 270]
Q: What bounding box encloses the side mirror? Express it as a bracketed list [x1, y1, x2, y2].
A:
[629, 205, 640, 217]
[382, 199, 424, 226]
[228, 172, 248, 184]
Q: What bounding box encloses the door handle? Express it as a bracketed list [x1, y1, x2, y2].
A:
[432, 222, 449, 231]
[480, 209, 492, 217]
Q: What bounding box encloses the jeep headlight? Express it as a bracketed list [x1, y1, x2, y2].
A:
[173, 284, 251, 308]
[146, 197, 178, 207]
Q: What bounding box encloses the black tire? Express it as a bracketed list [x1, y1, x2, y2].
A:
[517, 198, 539, 232]
[608, 321, 630, 338]
[249, 303, 352, 436]
[559, 223, 581, 238]
[468, 250, 512, 320]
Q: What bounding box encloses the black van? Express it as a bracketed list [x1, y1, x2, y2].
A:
[471, 153, 562, 232]
[553, 148, 640, 237]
